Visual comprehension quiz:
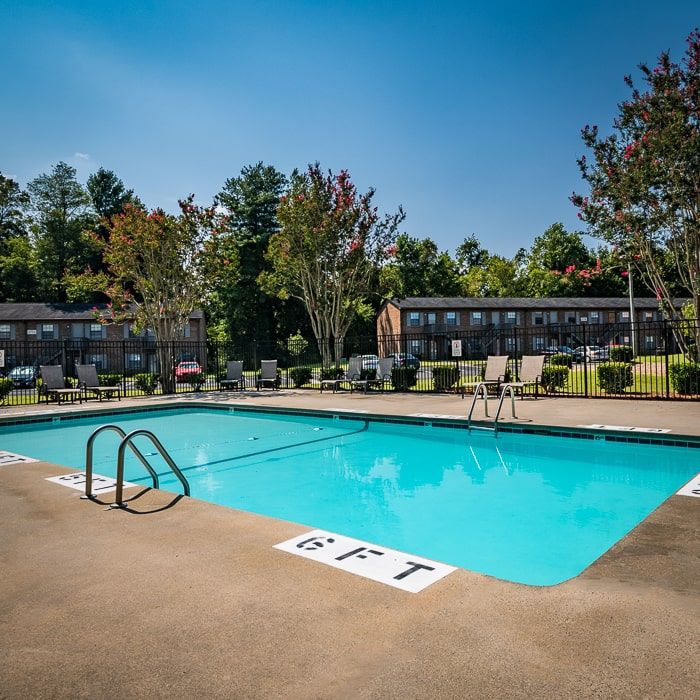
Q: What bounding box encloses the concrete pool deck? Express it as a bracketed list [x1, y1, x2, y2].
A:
[1, 392, 699, 698]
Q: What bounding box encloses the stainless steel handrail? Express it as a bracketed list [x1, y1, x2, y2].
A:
[83, 424, 159, 499]
[111, 429, 190, 508]
[494, 384, 518, 436]
[467, 382, 490, 430]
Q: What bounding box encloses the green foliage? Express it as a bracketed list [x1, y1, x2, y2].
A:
[0, 236, 39, 302]
[432, 364, 460, 390]
[133, 373, 158, 395]
[0, 172, 30, 242]
[391, 366, 418, 391]
[549, 353, 573, 368]
[28, 162, 95, 301]
[97, 372, 122, 386]
[597, 362, 633, 393]
[286, 330, 309, 358]
[669, 363, 700, 395]
[184, 372, 205, 390]
[0, 377, 12, 403]
[541, 366, 569, 392]
[320, 367, 345, 380]
[215, 162, 289, 344]
[360, 368, 376, 380]
[289, 366, 313, 387]
[380, 233, 461, 299]
[261, 163, 404, 365]
[573, 31, 700, 357]
[608, 344, 634, 362]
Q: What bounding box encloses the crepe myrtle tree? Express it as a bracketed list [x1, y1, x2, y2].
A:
[95, 197, 232, 393]
[571, 29, 700, 359]
[260, 164, 405, 366]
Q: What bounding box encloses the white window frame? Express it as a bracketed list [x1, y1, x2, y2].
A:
[589, 311, 600, 324]
[445, 311, 457, 326]
[505, 311, 517, 325]
[0, 323, 11, 339]
[41, 323, 57, 340]
[532, 312, 544, 325]
[408, 312, 421, 327]
[426, 312, 436, 325]
[532, 336, 546, 350]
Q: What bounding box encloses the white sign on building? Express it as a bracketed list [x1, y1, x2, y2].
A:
[451, 339, 462, 357]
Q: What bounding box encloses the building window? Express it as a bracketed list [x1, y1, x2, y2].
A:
[504, 337, 516, 353]
[409, 339, 423, 356]
[645, 336, 655, 350]
[426, 312, 436, 325]
[89, 323, 103, 339]
[532, 336, 546, 350]
[549, 311, 558, 323]
[408, 312, 421, 327]
[471, 311, 482, 325]
[505, 311, 517, 325]
[445, 311, 458, 326]
[620, 311, 630, 322]
[566, 312, 577, 324]
[126, 353, 142, 369]
[41, 323, 57, 340]
[0, 323, 11, 339]
[532, 312, 544, 325]
[86, 354, 106, 370]
[643, 311, 654, 322]
[589, 311, 600, 324]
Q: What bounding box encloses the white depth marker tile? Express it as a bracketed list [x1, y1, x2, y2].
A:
[677, 473, 700, 498]
[274, 529, 456, 593]
[0, 451, 39, 466]
[577, 424, 670, 434]
[45, 472, 137, 495]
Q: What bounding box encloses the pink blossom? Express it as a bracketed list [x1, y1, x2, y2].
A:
[621, 270, 629, 278]
[565, 264, 576, 274]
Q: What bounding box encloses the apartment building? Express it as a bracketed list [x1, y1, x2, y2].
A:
[376, 297, 682, 359]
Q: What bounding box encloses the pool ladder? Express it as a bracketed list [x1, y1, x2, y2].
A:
[467, 383, 518, 436]
[83, 425, 190, 507]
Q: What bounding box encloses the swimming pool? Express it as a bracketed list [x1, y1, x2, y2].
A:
[1, 406, 697, 585]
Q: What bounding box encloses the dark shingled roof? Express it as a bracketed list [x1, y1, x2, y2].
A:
[0, 303, 204, 321]
[387, 297, 683, 310]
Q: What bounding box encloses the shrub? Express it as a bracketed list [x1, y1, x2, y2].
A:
[608, 344, 634, 362]
[541, 366, 569, 393]
[320, 367, 345, 380]
[289, 366, 313, 387]
[0, 377, 12, 403]
[549, 353, 572, 368]
[98, 372, 122, 386]
[391, 366, 418, 391]
[597, 362, 633, 393]
[669, 362, 700, 395]
[133, 373, 158, 395]
[360, 368, 376, 381]
[184, 372, 205, 390]
[432, 364, 460, 391]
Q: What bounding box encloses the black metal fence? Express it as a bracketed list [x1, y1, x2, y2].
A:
[0, 320, 698, 406]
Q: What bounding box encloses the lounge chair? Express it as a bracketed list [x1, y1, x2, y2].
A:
[256, 360, 279, 390]
[506, 355, 546, 398]
[352, 357, 394, 393]
[456, 355, 509, 399]
[319, 357, 362, 393]
[220, 361, 245, 391]
[39, 365, 83, 405]
[76, 364, 121, 401]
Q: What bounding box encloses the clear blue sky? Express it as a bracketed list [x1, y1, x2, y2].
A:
[1, 1, 697, 256]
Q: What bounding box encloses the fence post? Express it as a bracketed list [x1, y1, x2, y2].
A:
[582, 323, 589, 398]
[664, 320, 671, 398]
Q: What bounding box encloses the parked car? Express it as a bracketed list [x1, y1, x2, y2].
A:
[388, 353, 421, 369]
[175, 360, 202, 382]
[573, 345, 609, 363]
[359, 354, 379, 370]
[8, 365, 38, 388]
[541, 345, 575, 356]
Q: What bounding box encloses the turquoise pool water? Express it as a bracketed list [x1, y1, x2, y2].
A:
[1, 408, 697, 585]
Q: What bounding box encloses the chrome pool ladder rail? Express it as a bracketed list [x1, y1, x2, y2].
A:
[467, 382, 490, 430]
[83, 424, 160, 499]
[112, 429, 190, 507]
[493, 384, 518, 436]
